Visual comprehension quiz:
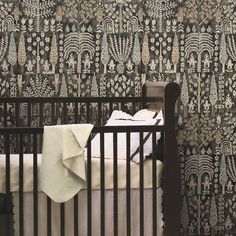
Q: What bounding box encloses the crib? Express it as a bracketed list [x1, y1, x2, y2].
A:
[0, 81, 181, 236]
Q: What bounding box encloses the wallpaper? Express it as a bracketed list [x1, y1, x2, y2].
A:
[0, 0, 236, 235]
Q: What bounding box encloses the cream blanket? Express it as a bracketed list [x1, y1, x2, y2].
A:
[39, 124, 93, 203]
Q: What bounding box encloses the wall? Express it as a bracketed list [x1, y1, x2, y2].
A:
[0, 0, 236, 235]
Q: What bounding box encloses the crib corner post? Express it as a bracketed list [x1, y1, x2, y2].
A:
[163, 82, 181, 236]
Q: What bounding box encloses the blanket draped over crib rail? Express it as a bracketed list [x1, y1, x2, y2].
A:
[39, 124, 94, 203]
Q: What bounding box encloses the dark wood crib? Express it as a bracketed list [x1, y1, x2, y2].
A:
[0, 82, 181, 236]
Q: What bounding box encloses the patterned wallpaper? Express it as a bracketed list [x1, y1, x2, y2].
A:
[0, 0, 236, 235]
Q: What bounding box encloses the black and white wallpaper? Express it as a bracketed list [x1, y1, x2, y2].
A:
[0, 0, 236, 235]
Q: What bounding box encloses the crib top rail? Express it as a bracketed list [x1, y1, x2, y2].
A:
[0, 125, 165, 135]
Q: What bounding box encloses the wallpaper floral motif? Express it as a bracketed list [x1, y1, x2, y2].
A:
[0, 0, 236, 235]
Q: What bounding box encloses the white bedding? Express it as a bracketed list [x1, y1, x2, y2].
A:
[93, 110, 163, 163]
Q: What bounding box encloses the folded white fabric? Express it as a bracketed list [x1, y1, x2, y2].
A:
[90, 110, 162, 163]
[39, 124, 93, 203]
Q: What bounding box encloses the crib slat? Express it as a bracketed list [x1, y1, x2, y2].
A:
[109, 102, 113, 117]
[74, 102, 78, 124]
[33, 133, 38, 236]
[47, 197, 52, 236]
[139, 132, 144, 236]
[113, 132, 118, 236]
[126, 132, 131, 236]
[27, 102, 32, 127]
[60, 203, 65, 236]
[152, 132, 157, 236]
[4, 134, 12, 236]
[19, 134, 24, 236]
[100, 132, 105, 236]
[98, 102, 102, 126]
[120, 101, 125, 111]
[87, 136, 92, 236]
[73, 195, 78, 236]
[15, 102, 20, 127]
[131, 102, 136, 114]
[3, 102, 7, 127]
[86, 102, 90, 123]
[51, 102, 55, 125]
[39, 103, 43, 127]
[62, 102, 67, 124]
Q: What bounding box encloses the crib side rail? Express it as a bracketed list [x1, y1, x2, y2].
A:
[0, 125, 164, 236]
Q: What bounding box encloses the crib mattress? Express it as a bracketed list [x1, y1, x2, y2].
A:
[0, 154, 163, 193]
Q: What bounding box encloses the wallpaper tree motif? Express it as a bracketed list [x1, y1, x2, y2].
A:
[0, 0, 236, 235]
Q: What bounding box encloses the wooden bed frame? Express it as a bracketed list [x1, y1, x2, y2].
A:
[0, 81, 181, 236]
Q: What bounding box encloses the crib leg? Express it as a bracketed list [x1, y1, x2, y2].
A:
[0, 214, 14, 236]
[0, 194, 14, 236]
